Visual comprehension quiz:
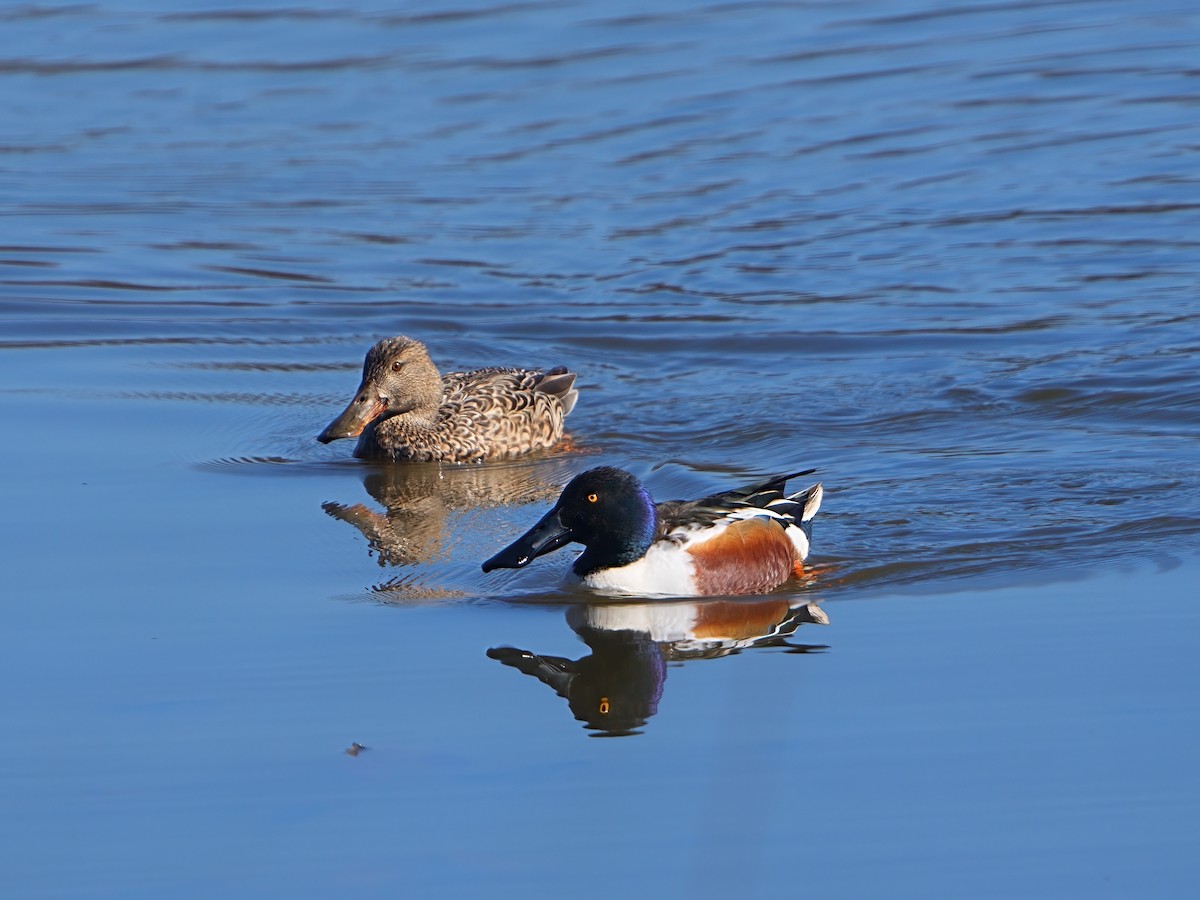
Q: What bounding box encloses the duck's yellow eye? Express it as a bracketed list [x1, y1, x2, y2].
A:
[587, 493, 598, 503]
[599, 697, 610, 715]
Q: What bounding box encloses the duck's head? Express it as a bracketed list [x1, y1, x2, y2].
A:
[482, 466, 657, 576]
[317, 336, 442, 444]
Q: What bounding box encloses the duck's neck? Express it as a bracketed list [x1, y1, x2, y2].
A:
[375, 404, 439, 435]
[355, 406, 440, 459]
[572, 508, 658, 576]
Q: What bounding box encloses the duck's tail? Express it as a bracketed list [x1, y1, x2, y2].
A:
[787, 482, 823, 522]
[738, 469, 818, 511]
[537, 366, 579, 416]
[739, 472, 822, 560]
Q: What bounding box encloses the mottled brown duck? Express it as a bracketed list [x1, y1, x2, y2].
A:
[317, 336, 579, 463]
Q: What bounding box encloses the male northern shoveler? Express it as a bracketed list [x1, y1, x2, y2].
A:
[482, 466, 823, 597]
[317, 336, 578, 463]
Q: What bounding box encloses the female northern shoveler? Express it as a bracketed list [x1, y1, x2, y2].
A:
[317, 336, 578, 463]
[482, 466, 823, 597]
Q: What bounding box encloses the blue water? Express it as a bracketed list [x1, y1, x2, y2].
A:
[2, 0, 1200, 896]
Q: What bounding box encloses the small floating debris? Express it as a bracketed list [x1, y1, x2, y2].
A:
[344, 742, 368, 757]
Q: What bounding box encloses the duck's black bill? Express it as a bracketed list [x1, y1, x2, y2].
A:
[317, 388, 386, 444]
[482, 508, 575, 572]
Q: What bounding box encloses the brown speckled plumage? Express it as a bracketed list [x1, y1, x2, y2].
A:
[317, 336, 578, 463]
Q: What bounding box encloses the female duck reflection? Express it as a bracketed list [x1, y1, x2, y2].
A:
[489, 597, 828, 737]
[322, 459, 574, 569]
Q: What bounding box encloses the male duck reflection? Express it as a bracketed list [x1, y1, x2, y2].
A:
[318, 336, 579, 462]
[489, 597, 829, 736]
[482, 466, 823, 597]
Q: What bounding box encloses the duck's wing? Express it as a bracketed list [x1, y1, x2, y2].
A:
[429, 367, 578, 459]
[444, 366, 577, 415]
[655, 469, 822, 541]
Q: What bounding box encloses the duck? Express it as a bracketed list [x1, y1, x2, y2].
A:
[482, 466, 823, 597]
[317, 336, 579, 463]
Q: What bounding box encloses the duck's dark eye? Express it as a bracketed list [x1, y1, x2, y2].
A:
[391, 360, 404, 372]
[587, 493, 599, 503]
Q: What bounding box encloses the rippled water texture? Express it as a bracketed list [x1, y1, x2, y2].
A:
[2, 0, 1199, 896]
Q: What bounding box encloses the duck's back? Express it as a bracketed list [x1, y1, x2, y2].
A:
[371, 366, 576, 462]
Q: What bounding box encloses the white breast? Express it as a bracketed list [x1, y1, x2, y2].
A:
[578, 541, 698, 597]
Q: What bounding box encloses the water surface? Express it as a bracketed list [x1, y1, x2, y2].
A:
[2, 0, 1199, 896]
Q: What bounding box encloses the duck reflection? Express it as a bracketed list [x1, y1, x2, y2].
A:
[323, 458, 574, 568]
[489, 597, 828, 736]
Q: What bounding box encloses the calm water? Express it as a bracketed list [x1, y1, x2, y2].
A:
[2, 0, 1199, 896]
